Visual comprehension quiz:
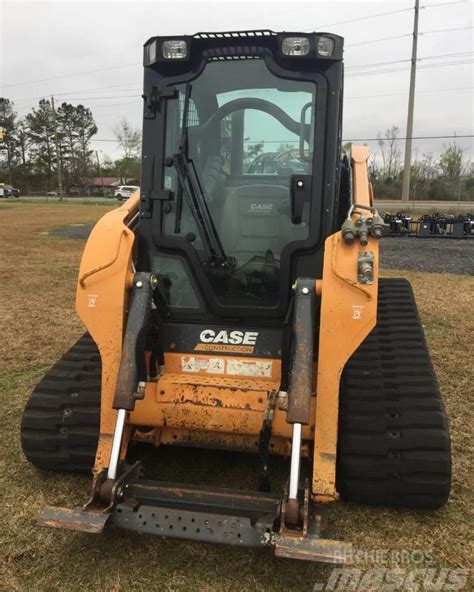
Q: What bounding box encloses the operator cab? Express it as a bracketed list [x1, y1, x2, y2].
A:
[138, 31, 344, 321]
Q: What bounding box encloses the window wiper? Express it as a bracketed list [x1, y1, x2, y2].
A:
[167, 83, 232, 269]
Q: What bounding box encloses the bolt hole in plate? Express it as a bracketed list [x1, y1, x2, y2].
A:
[113, 505, 272, 547]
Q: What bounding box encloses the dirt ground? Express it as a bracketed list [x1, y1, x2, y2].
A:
[1, 202, 473, 592]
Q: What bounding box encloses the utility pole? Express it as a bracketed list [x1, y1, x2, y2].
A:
[401, 0, 420, 202]
[50, 96, 64, 200]
[95, 150, 106, 197]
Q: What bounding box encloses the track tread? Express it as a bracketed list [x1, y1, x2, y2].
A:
[21, 333, 101, 474]
[337, 278, 451, 509]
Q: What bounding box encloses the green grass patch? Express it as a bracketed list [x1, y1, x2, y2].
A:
[423, 317, 451, 343]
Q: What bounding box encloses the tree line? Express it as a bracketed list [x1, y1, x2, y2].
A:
[1, 97, 472, 200]
[344, 126, 473, 202]
[0, 97, 141, 195]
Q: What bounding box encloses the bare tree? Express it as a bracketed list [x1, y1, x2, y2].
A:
[113, 118, 141, 181]
[377, 126, 401, 180]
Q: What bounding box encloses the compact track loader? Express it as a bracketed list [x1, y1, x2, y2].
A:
[21, 31, 451, 563]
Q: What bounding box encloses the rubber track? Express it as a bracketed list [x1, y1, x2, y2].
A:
[21, 333, 101, 473]
[337, 278, 451, 509]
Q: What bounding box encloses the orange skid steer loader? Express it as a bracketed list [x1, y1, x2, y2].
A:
[21, 31, 451, 563]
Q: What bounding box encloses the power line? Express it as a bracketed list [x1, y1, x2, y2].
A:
[412, 58, 474, 69]
[346, 26, 473, 48]
[346, 86, 474, 99]
[346, 59, 473, 78]
[346, 34, 411, 47]
[3, 0, 471, 92]
[11, 82, 141, 105]
[172, 135, 473, 145]
[11, 86, 473, 114]
[1, 62, 140, 89]
[347, 59, 411, 71]
[345, 134, 473, 141]
[49, 94, 139, 101]
[305, 7, 413, 29]
[11, 52, 469, 101]
[38, 51, 472, 96]
[346, 51, 473, 71]
[89, 100, 140, 110]
[422, 25, 473, 34]
[420, 51, 473, 61]
[14, 94, 140, 109]
[422, 1, 467, 7]
[5, 33, 472, 94]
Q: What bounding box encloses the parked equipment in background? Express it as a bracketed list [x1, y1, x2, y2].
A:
[383, 212, 473, 238]
[21, 30, 451, 564]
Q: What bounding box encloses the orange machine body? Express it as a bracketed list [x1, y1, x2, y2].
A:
[76, 146, 378, 502]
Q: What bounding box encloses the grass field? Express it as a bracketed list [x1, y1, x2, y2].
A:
[1, 202, 473, 592]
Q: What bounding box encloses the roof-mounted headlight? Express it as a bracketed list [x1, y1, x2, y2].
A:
[317, 36, 335, 57]
[281, 37, 310, 56]
[162, 40, 188, 59]
[146, 40, 158, 64]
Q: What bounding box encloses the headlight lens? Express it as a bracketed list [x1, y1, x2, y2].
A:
[317, 36, 335, 57]
[146, 40, 157, 64]
[162, 40, 188, 59]
[281, 37, 310, 56]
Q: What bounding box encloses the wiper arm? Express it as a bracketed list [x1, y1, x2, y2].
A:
[169, 83, 230, 267]
[172, 83, 190, 236]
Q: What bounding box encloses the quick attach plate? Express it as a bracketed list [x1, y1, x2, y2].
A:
[114, 504, 272, 547]
[38, 473, 352, 563]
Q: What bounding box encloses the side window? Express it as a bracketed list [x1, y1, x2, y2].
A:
[151, 254, 200, 309]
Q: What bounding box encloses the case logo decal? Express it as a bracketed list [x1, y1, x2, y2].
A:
[195, 330, 258, 354]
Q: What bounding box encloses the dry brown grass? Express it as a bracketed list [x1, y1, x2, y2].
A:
[1, 202, 473, 591]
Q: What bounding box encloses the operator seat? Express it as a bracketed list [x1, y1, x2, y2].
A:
[220, 184, 306, 262]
